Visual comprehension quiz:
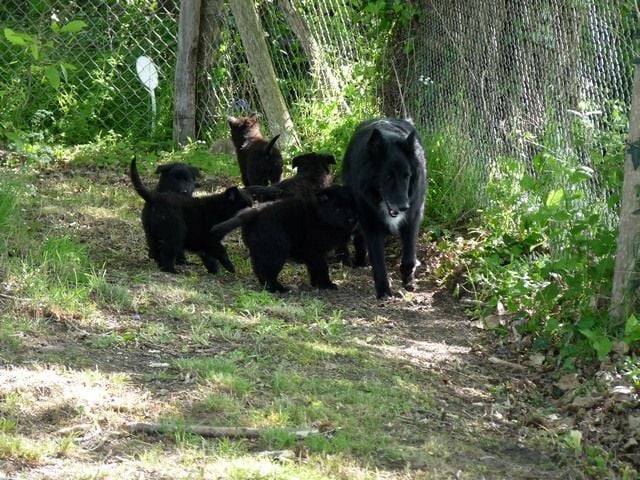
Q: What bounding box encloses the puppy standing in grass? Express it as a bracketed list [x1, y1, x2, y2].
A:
[228, 113, 283, 186]
[342, 118, 427, 299]
[130, 157, 252, 274]
[249, 152, 336, 202]
[210, 185, 357, 293]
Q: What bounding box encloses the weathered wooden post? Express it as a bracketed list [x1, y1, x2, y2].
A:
[173, 0, 202, 146]
[229, 0, 299, 147]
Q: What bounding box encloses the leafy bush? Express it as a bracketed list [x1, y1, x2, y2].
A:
[449, 104, 629, 364]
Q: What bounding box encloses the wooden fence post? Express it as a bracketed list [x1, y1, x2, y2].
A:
[611, 62, 640, 322]
[173, 0, 202, 146]
[229, 0, 299, 148]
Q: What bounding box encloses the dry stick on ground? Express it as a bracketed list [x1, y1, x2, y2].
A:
[487, 356, 527, 372]
[126, 423, 320, 439]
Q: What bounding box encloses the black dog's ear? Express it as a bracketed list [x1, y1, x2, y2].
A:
[367, 128, 385, 156]
[402, 131, 416, 155]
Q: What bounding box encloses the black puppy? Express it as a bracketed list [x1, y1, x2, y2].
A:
[342, 118, 427, 299]
[251, 152, 336, 202]
[130, 157, 252, 274]
[210, 185, 357, 293]
[155, 162, 201, 196]
[228, 113, 283, 186]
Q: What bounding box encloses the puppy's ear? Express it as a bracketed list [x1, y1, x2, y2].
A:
[317, 190, 332, 203]
[189, 166, 201, 179]
[291, 153, 307, 169]
[155, 164, 170, 174]
[225, 186, 239, 202]
[227, 116, 239, 126]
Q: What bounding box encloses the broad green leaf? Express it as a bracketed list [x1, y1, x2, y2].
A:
[51, 21, 60, 33]
[60, 20, 87, 33]
[578, 328, 597, 341]
[545, 188, 564, 208]
[44, 66, 60, 89]
[624, 314, 640, 343]
[4, 28, 29, 46]
[593, 337, 612, 360]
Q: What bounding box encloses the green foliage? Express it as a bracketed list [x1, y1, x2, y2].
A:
[423, 130, 486, 229]
[453, 104, 627, 363]
[4, 20, 85, 90]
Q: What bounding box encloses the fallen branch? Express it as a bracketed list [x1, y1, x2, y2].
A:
[125, 422, 319, 439]
[487, 355, 527, 371]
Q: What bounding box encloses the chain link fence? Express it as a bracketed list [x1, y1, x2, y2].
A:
[381, 0, 635, 194]
[0, 0, 636, 197]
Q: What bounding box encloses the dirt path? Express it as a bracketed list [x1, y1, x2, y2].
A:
[1, 165, 581, 479]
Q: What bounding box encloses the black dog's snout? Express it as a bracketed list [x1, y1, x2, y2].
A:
[398, 203, 410, 212]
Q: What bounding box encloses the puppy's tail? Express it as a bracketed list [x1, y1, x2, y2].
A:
[130, 157, 154, 202]
[265, 134, 280, 155]
[210, 207, 258, 240]
[242, 185, 284, 202]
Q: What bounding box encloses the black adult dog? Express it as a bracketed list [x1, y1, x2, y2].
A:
[210, 185, 357, 293]
[250, 152, 336, 201]
[228, 113, 283, 186]
[155, 162, 201, 196]
[342, 118, 427, 299]
[130, 158, 252, 274]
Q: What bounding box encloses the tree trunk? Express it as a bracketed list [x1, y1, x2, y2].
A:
[276, 0, 350, 113]
[611, 62, 640, 322]
[173, 0, 202, 146]
[229, 0, 299, 147]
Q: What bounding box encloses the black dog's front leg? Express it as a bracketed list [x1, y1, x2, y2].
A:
[399, 218, 420, 291]
[365, 230, 391, 299]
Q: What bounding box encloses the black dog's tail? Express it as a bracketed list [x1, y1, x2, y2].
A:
[265, 134, 280, 155]
[130, 157, 154, 202]
[210, 207, 259, 240]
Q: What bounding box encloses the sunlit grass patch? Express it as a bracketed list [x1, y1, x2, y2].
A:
[0, 366, 147, 425]
[172, 353, 255, 396]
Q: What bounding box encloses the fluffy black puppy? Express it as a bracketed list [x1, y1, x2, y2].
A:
[228, 113, 283, 186]
[210, 185, 357, 293]
[342, 118, 427, 299]
[130, 158, 252, 274]
[250, 152, 336, 202]
[155, 162, 201, 196]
